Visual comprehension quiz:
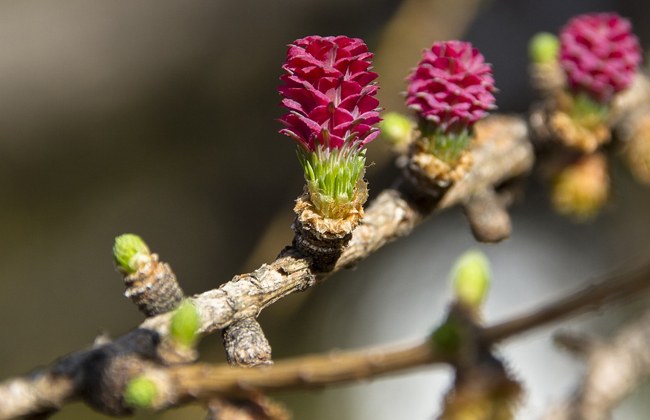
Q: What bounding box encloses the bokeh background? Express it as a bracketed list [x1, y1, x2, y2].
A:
[2, 0, 650, 418]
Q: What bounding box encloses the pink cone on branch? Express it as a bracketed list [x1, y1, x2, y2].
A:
[559, 12, 641, 104]
[279, 36, 381, 151]
[278, 36, 381, 219]
[406, 41, 497, 164]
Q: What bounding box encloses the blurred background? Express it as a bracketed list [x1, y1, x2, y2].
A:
[1, 0, 650, 418]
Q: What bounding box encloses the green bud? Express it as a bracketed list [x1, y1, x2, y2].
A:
[452, 250, 491, 309]
[431, 320, 461, 356]
[170, 299, 201, 348]
[124, 376, 157, 409]
[529, 32, 559, 64]
[113, 234, 151, 274]
[379, 112, 413, 146]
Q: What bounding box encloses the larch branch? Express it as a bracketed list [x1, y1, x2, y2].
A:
[0, 115, 532, 419]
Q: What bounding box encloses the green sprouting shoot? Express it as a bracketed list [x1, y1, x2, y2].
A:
[113, 234, 151, 274]
[170, 299, 201, 348]
[452, 250, 491, 309]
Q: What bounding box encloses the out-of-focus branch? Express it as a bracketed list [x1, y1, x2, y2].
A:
[0, 374, 74, 420]
[164, 256, 650, 411]
[149, 339, 440, 409]
[482, 255, 650, 343]
[206, 396, 290, 420]
[541, 309, 650, 420]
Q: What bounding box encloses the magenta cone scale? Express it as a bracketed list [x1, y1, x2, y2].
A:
[406, 41, 496, 134]
[559, 13, 641, 103]
[278, 36, 381, 151]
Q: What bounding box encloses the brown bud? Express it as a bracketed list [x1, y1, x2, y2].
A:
[463, 189, 512, 243]
[529, 62, 566, 95]
[222, 318, 273, 368]
[551, 153, 609, 221]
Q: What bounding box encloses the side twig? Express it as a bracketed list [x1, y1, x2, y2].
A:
[482, 255, 650, 343]
[541, 308, 650, 420]
[147, 339, 440, 409]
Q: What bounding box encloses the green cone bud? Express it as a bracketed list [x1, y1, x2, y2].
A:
[170, 299, 201, 348]
[452, 250, 491, 309]
[529, 32, 559, 64]
[380, 112, 413, 146]
[124, 376, 157, 409]
[113, 234, 151, 274]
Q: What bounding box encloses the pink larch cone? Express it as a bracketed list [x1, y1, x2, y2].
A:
[278, 36, 381, 151]
[406, 40, 497, 134]
[559, 13, 641, 103]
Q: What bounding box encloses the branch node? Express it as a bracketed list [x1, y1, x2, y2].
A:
[292, 195, 355, 272]
[222, 318, 273, 368]
[71, 329, 161, 416]
[435, 304, 523, 420]
[463, 188, 512, 243]
[553, 330, 598, 358]
[123, 254, 184, 317]
[92, 330, 112, 348]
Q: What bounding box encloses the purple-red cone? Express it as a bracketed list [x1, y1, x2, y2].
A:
[559, 13, 641, 103]
[406, 41, 496, 133]
[278, 36, 381, 151]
